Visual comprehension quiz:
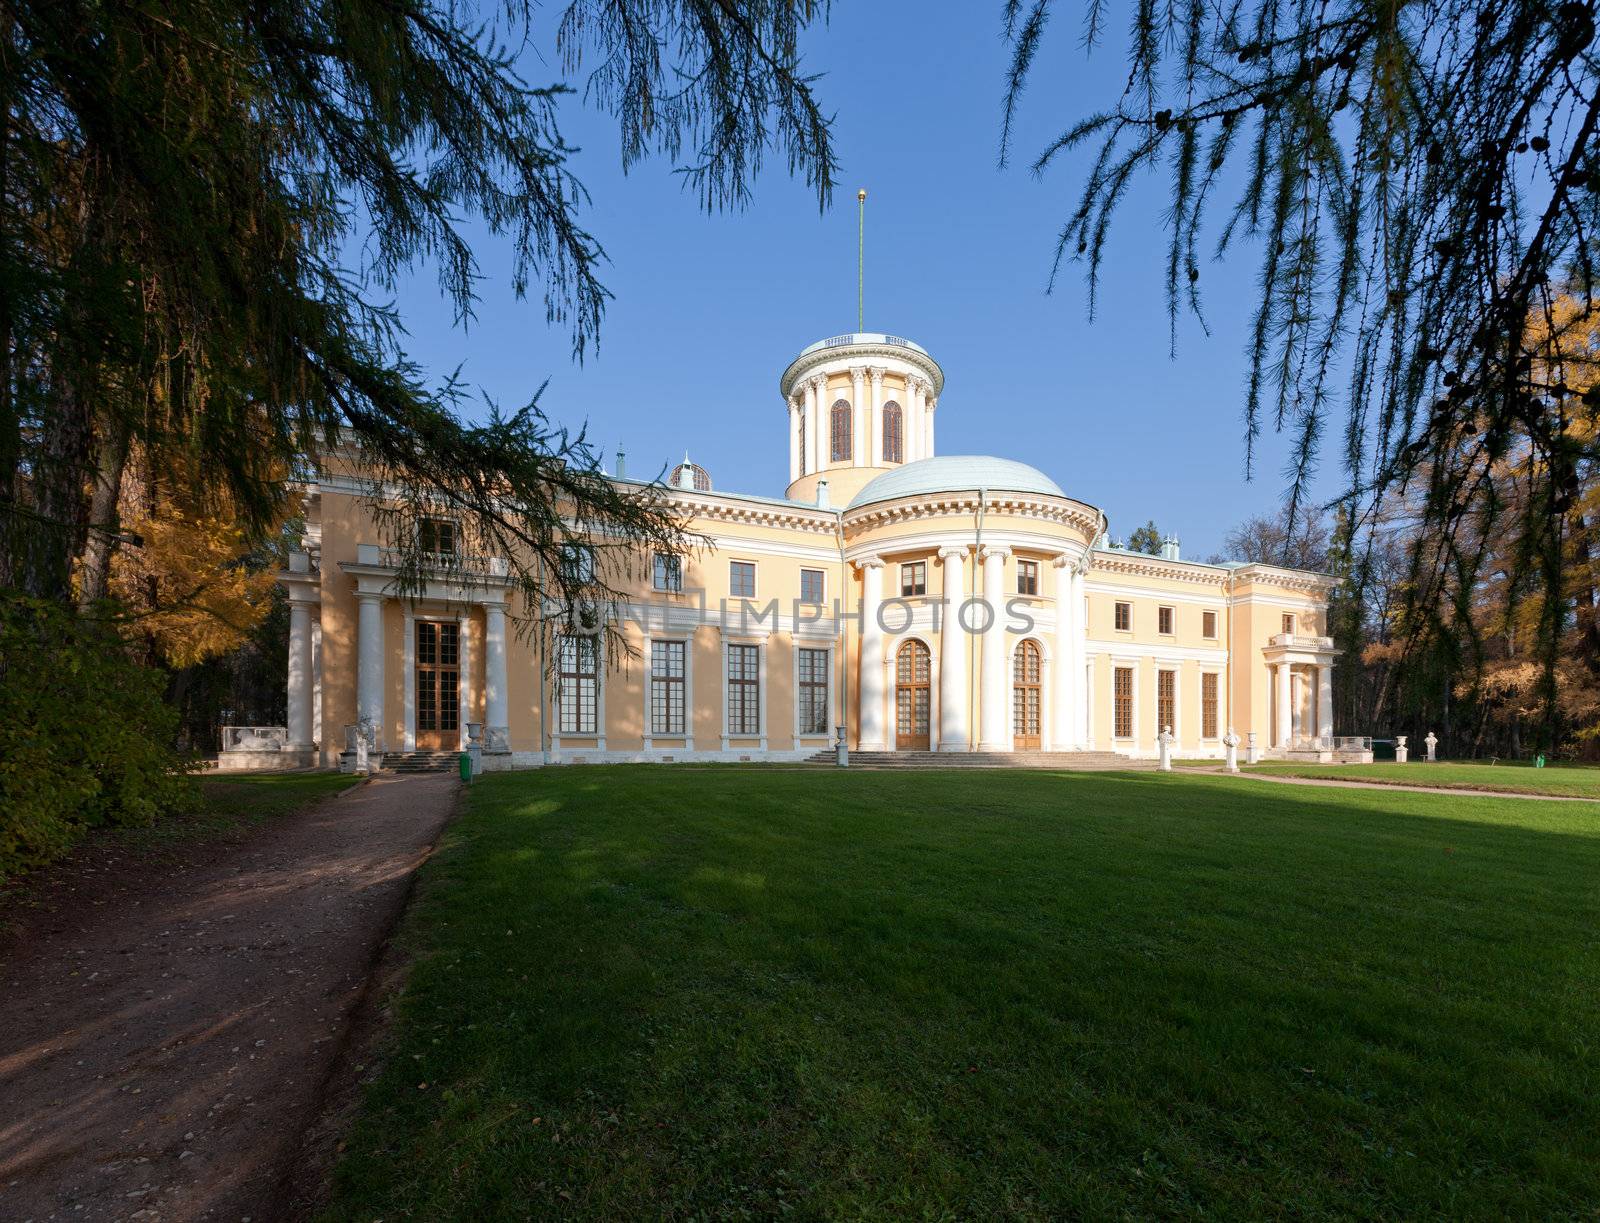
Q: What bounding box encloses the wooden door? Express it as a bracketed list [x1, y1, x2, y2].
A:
[895, 640, 931, 751]
[1013, 639, 1042, 750]
[415, 620, 460, 749]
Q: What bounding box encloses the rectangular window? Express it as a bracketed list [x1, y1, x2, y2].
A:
[800, 568, 825, 604]
[1158, 605, 1174, 635]
[1202, 610, 1218, 639]
[727, 643, 760, 735]
[1016, 559, 1039, 596]
[797, 647, 830, 736]
[1201, 672, 1219, 739]
[729, 560, 756, 599]
[560, 543, 594, 585]
[1114, 601, 1132, 632]
[901, 561, 927, 598]
[1282, 612, 1296, 635]
[649, 640, 686, 735]
[653, 553, 683, 592]
[1113, 667, 1134, 738]
[418, 518, 458, 557]
[1157, 669, 1176, 735]
[557, 635, 598, 735]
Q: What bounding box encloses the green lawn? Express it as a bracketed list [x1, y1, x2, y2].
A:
[1246, 759, 1600, 799]
[324, 767, 1600, 1219]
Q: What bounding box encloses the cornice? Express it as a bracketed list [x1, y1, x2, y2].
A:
[667, 488, 838, 533]
[779, 342, 945, 398]
[840, 491, 1101, 538]
[1088, 552, 1232, 587]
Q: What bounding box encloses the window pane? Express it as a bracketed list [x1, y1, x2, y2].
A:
[1202, 672, 1219, 739]
[1158, 606, 1173, 634]
[1115, 602, 1131, 631]
[882, 402, 903, 462]
[727, 643, 759, 735]
[799, 646, 829, 735]
[1157, 670, 1175, 733]
[830, 400, 852, 461]
[800, 568, 824, 604]
[653, 553, 682, 592]
[1203, 610, 1217, 638]
[1114, 667, 1133, 738]
[730, 561, 756, 598]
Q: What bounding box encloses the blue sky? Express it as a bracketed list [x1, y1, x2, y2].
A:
[385, 2, 1337, 559]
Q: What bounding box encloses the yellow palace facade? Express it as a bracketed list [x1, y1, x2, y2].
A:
[270, 333, 1347, 770]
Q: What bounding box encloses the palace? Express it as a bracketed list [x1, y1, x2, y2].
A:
[265, 332, 1351, 770]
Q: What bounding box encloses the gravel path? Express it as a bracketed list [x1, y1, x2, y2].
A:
[1239, 770, 1597, 803]
[0, 772, 459, 1221]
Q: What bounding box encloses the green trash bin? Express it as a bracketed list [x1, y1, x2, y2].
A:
[459, 751, 472, 782]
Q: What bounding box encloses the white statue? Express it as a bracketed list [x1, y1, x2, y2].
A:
[1396, 734, 1409, 764]
[1223, 727, 1241, 773]
[1245, 730, 1260, 765]
[1424, 731, 1438, 762]
[1157, 725, 1175, 772]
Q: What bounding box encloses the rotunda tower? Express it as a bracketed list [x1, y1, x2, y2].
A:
[779, 333, 944, 506]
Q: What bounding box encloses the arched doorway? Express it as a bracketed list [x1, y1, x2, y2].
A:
[895, 639, 931, 751]
[1013, 639, 1042, 750]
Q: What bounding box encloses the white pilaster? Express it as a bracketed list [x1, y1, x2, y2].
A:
[925, 394, 937, 458]
[356, 593, 385, 748]
[1319, 662, 1335, 743]
[857, 556, 887, 750]
[938, 546, 969, 751]
[485, 601, 509, 750]
[978, 545, 1010, 751]
[457, 611, 472, 750]
[287, 597, 315, 750]
[788, 397, 801, 483]
[849, 366, 867, 467]
[402, 606, 416, 750]
[310, 618, 323, 749]
[1052, 557, 1078, 749]
[1275, 661, 1292, 749]
[868, 367, 884, 465]
[806, 376, 823, 474]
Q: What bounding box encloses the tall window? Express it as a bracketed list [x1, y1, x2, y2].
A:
[653, 552, 682, 592]
[1201, 672, 1219, 739]
[1158, 605, 1174, 635]
[797, 647, 829, 735]
[800, 568, 825, 604]
[557, 635, 598, 735]
[727, 643, 760, 735]
[649, 640, 686, 735]
[1114, 601, 1132, 632]
[830, 399, 852, 461]
[882, 401, 903, 462]
[1157, 669, 1176, 734]
[901, 561, 927, 597]
[418, 518, 458, 557]
[1202, 610, 1218, 639]
[1113, 666, 1134, 738]
[560, 543, 594, 585]
[729, 560, 756, 598]
[1016, 559, 1039, 596]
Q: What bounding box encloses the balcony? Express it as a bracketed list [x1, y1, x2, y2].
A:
[1268, 632, 1334, 650]
[355, 543, 510, 576]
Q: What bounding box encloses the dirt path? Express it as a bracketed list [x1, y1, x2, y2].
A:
[1239, 771, 1597, 803]
[0, 772, 459, 1222]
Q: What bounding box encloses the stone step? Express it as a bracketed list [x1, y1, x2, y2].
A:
[383, 751, 461, 773]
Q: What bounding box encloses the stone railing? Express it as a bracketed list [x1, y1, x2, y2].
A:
[221, 725, 289, 752]
[1287, 734, 1371, 751]
[355, 543, 509, 576]
[1268, 633, 1335, 650]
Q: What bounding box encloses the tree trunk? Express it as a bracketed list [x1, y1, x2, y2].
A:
[76, 419, 132, 610]
[18, 374, 94, 602]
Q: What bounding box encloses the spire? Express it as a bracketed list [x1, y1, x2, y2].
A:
[857, 188, 867, 332]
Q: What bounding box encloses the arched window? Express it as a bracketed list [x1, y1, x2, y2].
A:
[1013, 639, 1042, 750]
[830, 399, 852, 462]
[881, 400, 903, 463]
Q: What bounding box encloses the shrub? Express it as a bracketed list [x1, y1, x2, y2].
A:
[0, 597, 197, 876]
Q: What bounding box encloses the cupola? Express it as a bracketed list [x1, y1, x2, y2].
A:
[778, 333, 944, 506]
[669, 456, 711, 492]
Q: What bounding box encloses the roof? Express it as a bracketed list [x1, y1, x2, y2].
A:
[846, 456, 1066, 510]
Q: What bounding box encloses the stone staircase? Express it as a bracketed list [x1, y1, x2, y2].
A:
[802, 749, 1153, 770]
[382, 751, 461, 774]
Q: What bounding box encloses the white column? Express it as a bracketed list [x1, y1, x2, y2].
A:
[788, 397, 801, 483]
[926, 395, 937, 458]
[457, 611, 472, 750]
[849, 366, 867, 466]
[310, 617, 323, 749]
[402, 606, 416, 750]
[900, 378, 918, 464]
[978, 546, 1010, 751]
[485, 601, 509, 750]
[356, 593, 385, 748]
[287, 597, 315, 750]
[868, 367, 884, 465]
[805, 377, 823, 474]
[857, 556, 886, 750]
[1275, 661, 1292, 749]
[938, 546, 969, 751]
[1319, 662, 1335, 742]
[1072, 570, 1089, 747]
[1052, 558, 1077, 749]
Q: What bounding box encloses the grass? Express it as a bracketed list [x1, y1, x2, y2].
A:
[1245, 759, 1600, 799]
[324, 767, 1600, 1219]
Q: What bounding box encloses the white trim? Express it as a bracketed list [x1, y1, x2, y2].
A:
[403, 606, 416, 750]
[1085, 638, 1229, 664]
[641, 631, 653, 751]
